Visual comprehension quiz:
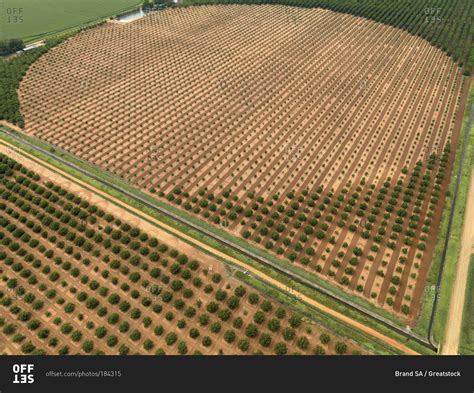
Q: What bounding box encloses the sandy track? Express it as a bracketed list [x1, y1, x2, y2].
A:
[0, 140, 419, 355]
[442, 166, 474, 354]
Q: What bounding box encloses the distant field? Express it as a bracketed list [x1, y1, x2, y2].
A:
[185, 0, 474, 75]
[0, 0, 141, 41]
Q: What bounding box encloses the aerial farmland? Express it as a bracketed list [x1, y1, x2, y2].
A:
[0, 150, 367, 355]
[16, 5, 467, 318]
[0, 0, 473, 364]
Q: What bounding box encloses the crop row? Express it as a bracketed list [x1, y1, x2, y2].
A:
[185, 0, 474, 74]
[0, 153, 362, 355]
[17, 6, 464, 319]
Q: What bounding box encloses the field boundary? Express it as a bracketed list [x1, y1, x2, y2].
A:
[459, 256, 474, 354]
[441, 160, 474, 353]
[422, 80, 474, 345]
[0, 128, 435, 353]
[232, 271, 401, 354]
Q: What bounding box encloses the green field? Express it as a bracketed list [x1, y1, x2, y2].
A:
[459, 255, 474, 354]
[0, 0, 141, 41]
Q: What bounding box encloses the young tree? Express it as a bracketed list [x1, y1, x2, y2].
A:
[143, 339, 154, 351]
[224, 330, 236, 344]
[335, 342, 348, 355]
[202, 336, 212, 347]
[296, 336, 309, 350]
[282, 328, 295, 341]
[119, 344, 129, 355]
[165, 332, 177, 346]
[319, 333, 331, 345]
[238, 339, 249, 352]
[178, 341, 188, 355]
[245, 324, 258, 338]
[313, 345, 326, 355]
[259, 333, 272, 348]
[274, 342, 288, 355]
[82, 341, 94, 353]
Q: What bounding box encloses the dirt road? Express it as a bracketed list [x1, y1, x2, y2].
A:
[442, 167, 474, 355]
[0, 140, 419, 355]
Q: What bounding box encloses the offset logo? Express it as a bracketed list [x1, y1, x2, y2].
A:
[12, 364, 34, 384]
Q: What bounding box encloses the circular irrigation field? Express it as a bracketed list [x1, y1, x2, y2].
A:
[18, 5, 467, 320]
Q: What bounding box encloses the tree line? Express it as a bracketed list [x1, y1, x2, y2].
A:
[0, 39, 24, 57]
